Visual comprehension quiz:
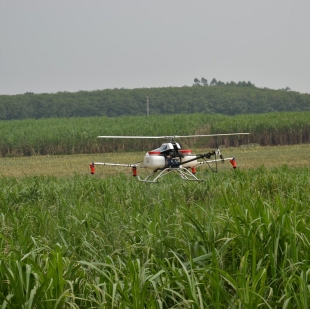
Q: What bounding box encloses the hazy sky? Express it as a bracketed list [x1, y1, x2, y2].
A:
[1, 0, 310, 95]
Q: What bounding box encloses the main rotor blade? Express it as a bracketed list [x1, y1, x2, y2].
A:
[97, 133, 250, 139]
[97, 136, 166, 139]
[175, 133, 250, 137]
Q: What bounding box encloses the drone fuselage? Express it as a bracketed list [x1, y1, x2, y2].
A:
[143, 142, 198, 170]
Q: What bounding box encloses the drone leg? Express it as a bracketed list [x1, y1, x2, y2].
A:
[137, 168, 174, 183]
[178, 167, 204, 181]
[137, 167, 206, 182]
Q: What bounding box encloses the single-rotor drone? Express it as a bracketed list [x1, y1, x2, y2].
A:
[90, 133, 249, 183]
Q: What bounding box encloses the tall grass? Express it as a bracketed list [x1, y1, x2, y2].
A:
[0, 112, 309, 156]
[211, 112, 310, 146]
[0, 166, 310, 307]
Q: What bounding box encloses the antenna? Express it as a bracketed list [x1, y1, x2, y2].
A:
[146, 97, 149, 116]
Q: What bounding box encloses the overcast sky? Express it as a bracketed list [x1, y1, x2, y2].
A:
[1, 0, 309, 95]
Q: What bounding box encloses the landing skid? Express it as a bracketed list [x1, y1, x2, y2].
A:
[137, 167, 204, 183]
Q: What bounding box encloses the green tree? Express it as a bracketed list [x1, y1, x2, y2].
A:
[193, 78, 201, 87]
[201, 77, 208, 86]
[210, 78, 218, 86]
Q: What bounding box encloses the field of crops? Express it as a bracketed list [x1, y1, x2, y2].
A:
[1, 111, 310, 307]
[1, 143, 310, 307]
[1, 111, 310, 157]
[1, 143, 310, 177]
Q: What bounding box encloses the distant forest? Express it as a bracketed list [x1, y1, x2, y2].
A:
[1, 79, 310, 120]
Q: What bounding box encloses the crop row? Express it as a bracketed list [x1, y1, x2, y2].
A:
[1, 166, 310, 307]
[0, 111, 310, 157]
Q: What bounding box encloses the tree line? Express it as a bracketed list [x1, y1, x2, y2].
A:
[0, 80, 309, 120]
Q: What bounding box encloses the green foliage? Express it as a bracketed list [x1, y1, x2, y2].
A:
[0, 166, 310, 307]
[0, 84, 310, 120]
[0, 112, 309, 157]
